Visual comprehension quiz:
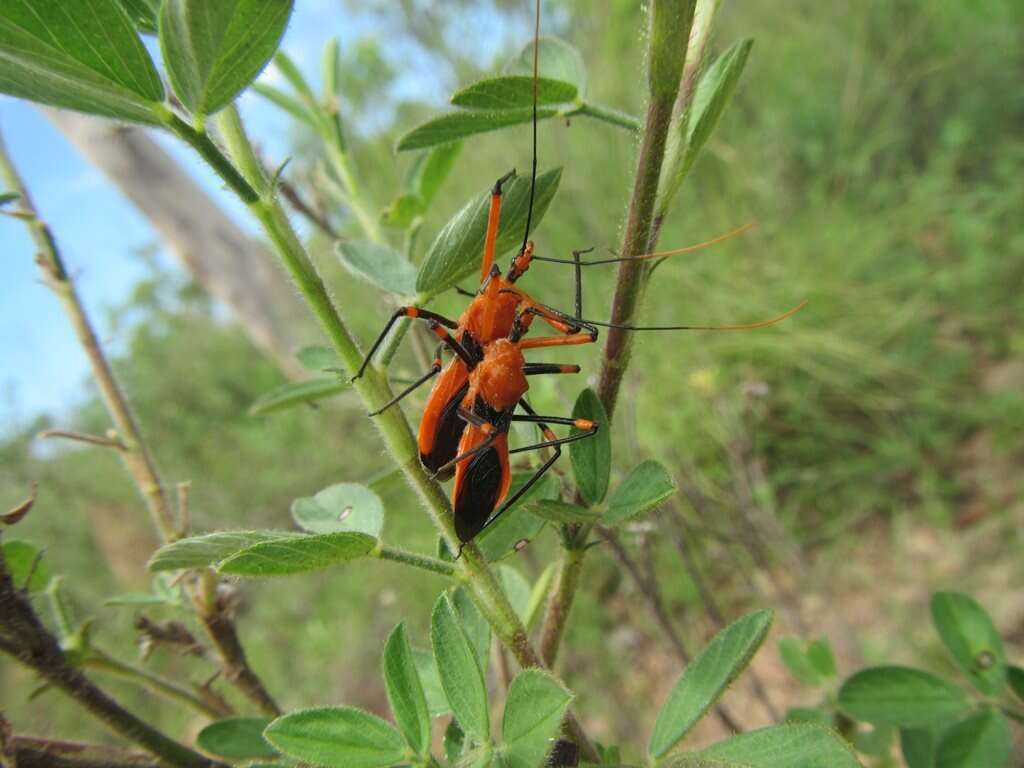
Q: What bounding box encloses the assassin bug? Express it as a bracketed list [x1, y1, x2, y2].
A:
[353, 2, 804, 546]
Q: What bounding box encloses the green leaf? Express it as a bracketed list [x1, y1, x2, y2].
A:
[778, 638, 821, 687]
[930, 591, 1006, 695]
[336, 241, 417, 297]
[159, 0, 293, 115]
[658, 38, 753, 213]
[0, 192, 19, 206]
[217, 532, 377, 577]
[935, 710, 1010, 768]
[698, 724, 862, 768]
[838, 666, 970, 727]
[452, 586, 491, 674]
[569, 389, 610, 506]
[1, 540, 51, 592]
[413, 647, 449, 717]
[649, 609, 774, 758]
[505, 37, 587, 94]
[148, 530, 300, 571]
[415, 142, 463, 208]
[501, 669, 573, 768]
[523, 499, 601, 525]
[116, 0, 159, 33]
[416, 168, 561, 296]
[807, 638, 837, 679]
[380, 193, 425, 230]
[0, 0, 164, 124]
[604, 460, 676, 525]
[383, 624, 431, 758]
[397, 107, 557, 152]
[431, 593, 489, 741]
[524, 564, 556, 630]
[197, 717, 277, 760]
[264, 707, 406, 768]
[900, 728, 936, 768]
[854, 724, 895, 759]
[1008, 665, 1024, 702]
[452, 76, 577, 110]
[248, 377, 348, 415]
[296, 345, 341, 373]
[444, 718, 466, 765]
[291, 483, 384, 537]
[477, 472, 556, 562]
[496, 565, 531, 623]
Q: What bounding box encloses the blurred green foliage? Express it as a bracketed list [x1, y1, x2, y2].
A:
[2, 0, 1021, 753]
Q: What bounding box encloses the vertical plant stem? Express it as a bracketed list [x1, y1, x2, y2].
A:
[202, 108, 599, 762]
[597, 0, 697, 420]
[0, 128, 280, 718]
[539, 545, 584, 668]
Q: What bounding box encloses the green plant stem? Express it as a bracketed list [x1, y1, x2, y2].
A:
[537, 0, 698, 677]
[539, 545, 584, 668]
[376, 546, 456, 576]
[569, 101, 642, 132]
[326, 141, 381, 242]
[1, 126, 280, 719]
[205, 104, 599, 764]
[84, 649, 231, 719]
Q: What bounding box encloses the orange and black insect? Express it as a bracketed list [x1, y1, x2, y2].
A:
[353, 1, 804, 546]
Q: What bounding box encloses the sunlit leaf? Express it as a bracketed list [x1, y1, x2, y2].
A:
[159, 0, 293, 115]
[291, 482, 384, 538]
[148, 530, 300, 572]
[397, 108, 557, 152]
[264, 707, 406, 768]
[0, 0, 163, 123]
[337, 241, 417, 296]
[451, 76, 577, 110]
[416, 168, 561, 296]
[217, 532, 377, 577]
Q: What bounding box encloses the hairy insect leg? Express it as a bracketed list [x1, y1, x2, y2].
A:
[353, 307, 457, 380]
[368, 344, 445, 417]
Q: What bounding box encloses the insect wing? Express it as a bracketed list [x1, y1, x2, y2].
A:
[419, 360, 470, 476]
[453, 431, 511, 543]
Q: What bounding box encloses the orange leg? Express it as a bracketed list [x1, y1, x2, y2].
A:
[480, 171, 516, 282]
[519, 332, 597, 350]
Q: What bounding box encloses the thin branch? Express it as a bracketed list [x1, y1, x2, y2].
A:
[0, 130, 280, 717]
[38, 429, 127, 450]
[539, 545, 584, 668]
[9, 737, 157, 768]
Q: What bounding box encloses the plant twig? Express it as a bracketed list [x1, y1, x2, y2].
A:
[8, 736, 158, 768]
[37, 429, 127, 450]
[0, 130, 280, 718]
[539, 544, 584, 668]
[0, 549, 227, 768]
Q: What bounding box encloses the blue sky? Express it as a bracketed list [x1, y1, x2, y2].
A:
[0, 2, 519, 431]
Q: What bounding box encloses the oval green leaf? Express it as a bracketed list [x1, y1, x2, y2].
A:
[838, 666, 970, 727]
[147, 530, 301, 572]
[778, 637, 821, 687]
[452, 586, 491, 673]
[337, 241, 418, 297]
[248, 377, 348, 416]
[477, 472, 556, 562]
[807, 637, 837, 678]
[649, 609, 774, 758]
[1008, 665, 1024, 702]
[505, 37, 587, 94]
[431, 593, 489, 742]
[569, 389, 610, 506]
[522, 499, 601, 525]
[700, 724, 862, 768]
[501, 669, 573, 768]
[416, 168, 562, 296]
[1, 540, 51, 593]
[159, 0, 293, 115]
[451, 76, 577, 110]
[264, 707, 406, 768]
[414, 142, 463, 207]
[930, 591, 1006, 695]
[397, 107, 557, 152]
[296, 345, 342, 373]
[604, 460, 676, 525]
[412, 647, 449, 717]
[291, 482, 384, 538]
[217, 532, 377, 577]
[900, 728, 936, 768]
[197, 717, 277, 760]
[383, 624, 431, 758]
[496, 565, 531, 623]
[0, 0, 163, 124]
[935, 710, 1010, 768]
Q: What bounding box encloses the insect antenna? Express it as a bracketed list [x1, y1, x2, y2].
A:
[519, 0, 541, 258]
[575, 299, 808, 331]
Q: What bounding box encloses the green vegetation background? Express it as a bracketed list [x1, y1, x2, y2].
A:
[2, 0, 1021, 752]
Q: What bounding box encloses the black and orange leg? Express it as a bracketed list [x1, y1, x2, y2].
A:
[353, 307, 458, 380]
[518, 332, 597, 351]
[368, 344, 444, 417]
[428, 411, 498, 479]
[480, 170, 517, 281]
[523, 363, 581, 376]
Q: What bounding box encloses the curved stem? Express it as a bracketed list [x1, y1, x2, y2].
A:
[568, 101, 642, 133]
[376, 545, 456, 577]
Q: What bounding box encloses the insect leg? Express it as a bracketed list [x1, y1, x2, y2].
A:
[353, 307, 458, 380]
[368, 345, 444, 417]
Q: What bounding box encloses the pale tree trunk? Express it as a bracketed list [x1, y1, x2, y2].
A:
[45, 109, 313, 377]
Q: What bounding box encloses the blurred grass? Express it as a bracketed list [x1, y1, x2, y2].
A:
[2, 0, 1022, 755]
